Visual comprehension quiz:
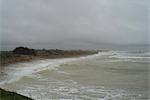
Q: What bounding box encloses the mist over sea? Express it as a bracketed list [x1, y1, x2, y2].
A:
[0, 45, 149, 100]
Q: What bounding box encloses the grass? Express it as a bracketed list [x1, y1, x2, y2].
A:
[0, 88, 33, 100]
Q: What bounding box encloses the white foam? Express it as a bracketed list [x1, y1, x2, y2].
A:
[111, 54, 150, 59]
[108, 51, 150, 61]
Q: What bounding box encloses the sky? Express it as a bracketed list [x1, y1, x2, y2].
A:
[0, 0, 149, 50]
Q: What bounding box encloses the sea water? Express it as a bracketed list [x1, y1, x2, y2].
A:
[0, 50, 149, 100]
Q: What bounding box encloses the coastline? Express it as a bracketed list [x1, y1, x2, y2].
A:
[0, 49, 98, 66]
[0, 51, 99, 85]
[0, 50, 148, 99]
[0, 50, 98, 100]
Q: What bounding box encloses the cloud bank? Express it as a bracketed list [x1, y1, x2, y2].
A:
[1, 0, 149, 50]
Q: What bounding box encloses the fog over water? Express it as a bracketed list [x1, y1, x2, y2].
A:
[1, 0, 149, 50]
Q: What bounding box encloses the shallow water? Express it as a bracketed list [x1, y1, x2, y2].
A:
[0, 51, 149, 100]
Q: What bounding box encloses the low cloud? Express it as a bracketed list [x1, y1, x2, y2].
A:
[1, 0, 149, 50]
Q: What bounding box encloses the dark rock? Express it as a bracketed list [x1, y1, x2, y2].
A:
[13, 47, 36, 55]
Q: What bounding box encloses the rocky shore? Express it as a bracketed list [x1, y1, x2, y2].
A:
[0, 47, 98, 66]
[0, 88, 33, 100]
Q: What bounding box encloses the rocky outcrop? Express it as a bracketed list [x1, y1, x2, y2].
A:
[13, 47, 36, 55]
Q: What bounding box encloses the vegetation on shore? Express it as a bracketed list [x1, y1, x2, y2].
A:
[0, 88, 33, 100]
[0, 47, 98, 66]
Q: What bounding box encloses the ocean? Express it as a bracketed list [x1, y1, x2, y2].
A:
[0, 50, 149, 100]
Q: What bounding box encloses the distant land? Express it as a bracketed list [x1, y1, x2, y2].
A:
[0, 46, 99, 66]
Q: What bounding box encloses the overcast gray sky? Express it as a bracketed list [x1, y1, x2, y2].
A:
[1, 0, 149, 50]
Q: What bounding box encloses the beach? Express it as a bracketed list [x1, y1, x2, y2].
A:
[0, 50, 149, 100]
